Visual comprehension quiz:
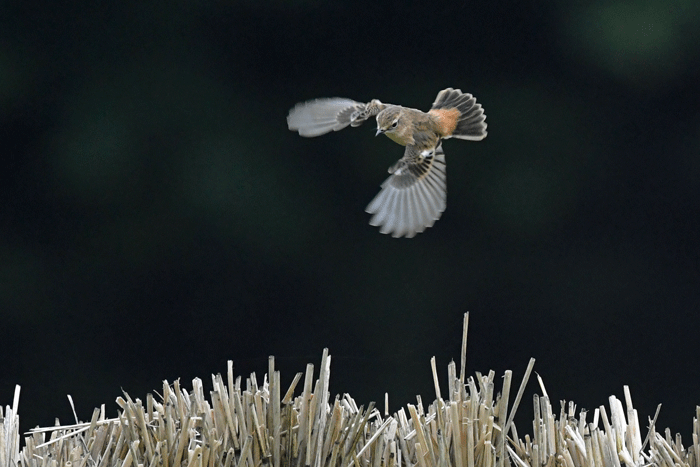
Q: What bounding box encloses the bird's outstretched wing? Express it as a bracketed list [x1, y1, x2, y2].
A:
[287, 98, 387, 137]
[365, 144, 447, 238]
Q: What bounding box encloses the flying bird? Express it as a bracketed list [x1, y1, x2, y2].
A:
[287, 88, 487, 238]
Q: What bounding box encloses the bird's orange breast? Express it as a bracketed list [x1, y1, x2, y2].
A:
[428, 108, 461, 137]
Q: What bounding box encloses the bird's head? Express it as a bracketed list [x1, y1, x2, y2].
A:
[375, 107, 403, 137]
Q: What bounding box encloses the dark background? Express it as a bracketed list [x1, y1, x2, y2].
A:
[2, 0, 700, 441]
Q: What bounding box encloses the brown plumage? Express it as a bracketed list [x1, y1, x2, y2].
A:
[287, 88, 487, 238]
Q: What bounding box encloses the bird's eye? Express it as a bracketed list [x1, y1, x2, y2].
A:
[391, 120, 398, 128]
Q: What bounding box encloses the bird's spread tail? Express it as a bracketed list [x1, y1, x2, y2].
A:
[429, 88, 487, 141]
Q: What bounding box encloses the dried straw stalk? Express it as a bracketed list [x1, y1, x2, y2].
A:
[2, 314, 698, 467]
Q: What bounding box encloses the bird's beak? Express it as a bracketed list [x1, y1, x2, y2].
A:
[375, 128, 384, 136]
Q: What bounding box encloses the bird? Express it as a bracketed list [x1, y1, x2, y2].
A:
[287, 88, 487, 238]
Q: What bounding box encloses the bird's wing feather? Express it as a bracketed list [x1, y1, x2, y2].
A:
[287, 98, 387, 137]
[365, 144, 447, 238]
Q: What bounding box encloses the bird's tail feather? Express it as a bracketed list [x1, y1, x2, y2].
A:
[430, 88, 487, 141]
